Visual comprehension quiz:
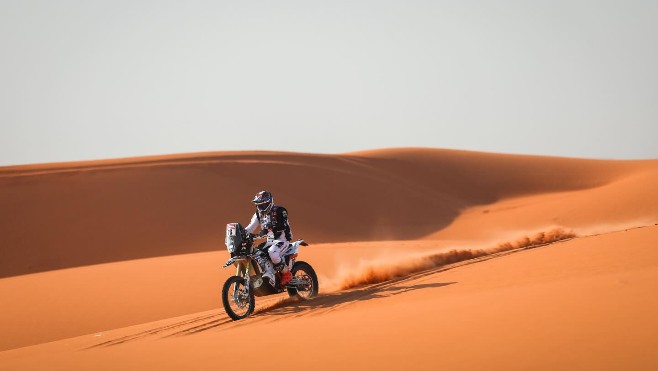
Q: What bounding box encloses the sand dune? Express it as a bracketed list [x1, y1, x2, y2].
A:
[1, 148, 657, 369]
[1, 149, 655, 277]
[1, 226, 657, 370]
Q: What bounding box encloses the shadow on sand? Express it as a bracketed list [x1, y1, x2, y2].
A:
[88, 281, 458, 347]
[158, 281, 458, 339]
[251, 281, 458, 318]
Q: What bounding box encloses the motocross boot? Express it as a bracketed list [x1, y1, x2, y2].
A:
[274, 262, 293, 286]
[280, 269, 293, 286]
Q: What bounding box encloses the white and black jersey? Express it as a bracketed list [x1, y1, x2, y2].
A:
[245, 205, 292, 242]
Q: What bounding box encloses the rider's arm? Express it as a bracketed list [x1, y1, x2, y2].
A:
[277, 207, 293, 241]
[245, 213, 259, 234]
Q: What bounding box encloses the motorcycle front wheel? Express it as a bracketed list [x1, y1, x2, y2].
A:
[287, 261, 319, 299]
[222, 276, 255, 320]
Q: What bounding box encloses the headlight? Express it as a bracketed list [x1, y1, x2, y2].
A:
[225, 236, 236, 253]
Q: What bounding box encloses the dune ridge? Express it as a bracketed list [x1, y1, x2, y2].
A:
[1, 148, 657, 369]
[1, 148, 656, 278]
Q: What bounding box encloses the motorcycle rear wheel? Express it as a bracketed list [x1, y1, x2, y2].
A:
[222, 276, 255, 320]
[287, 261, 319, 299]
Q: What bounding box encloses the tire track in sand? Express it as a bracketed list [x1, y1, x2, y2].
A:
[86, 225, 656, 349]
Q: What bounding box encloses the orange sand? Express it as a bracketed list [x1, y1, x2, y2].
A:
[1, 148, 657, 370]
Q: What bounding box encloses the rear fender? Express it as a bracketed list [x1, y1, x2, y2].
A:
[287, 239, 308, 255]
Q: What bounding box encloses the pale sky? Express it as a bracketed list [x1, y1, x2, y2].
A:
[1, 0, 657, 166]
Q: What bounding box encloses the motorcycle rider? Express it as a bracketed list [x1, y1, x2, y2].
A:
[245, 191, 293, 287]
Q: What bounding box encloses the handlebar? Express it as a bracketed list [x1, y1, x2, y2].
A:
[247, 233, 267, 241]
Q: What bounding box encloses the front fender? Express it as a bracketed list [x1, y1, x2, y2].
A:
[222, 256, 248, 268]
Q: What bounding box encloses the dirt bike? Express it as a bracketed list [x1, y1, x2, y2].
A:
[221, 222, 319, 320]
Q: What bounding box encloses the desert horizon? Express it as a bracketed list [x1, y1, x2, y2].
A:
[3, 1, 658, 368]
[1, 147, 657, 370]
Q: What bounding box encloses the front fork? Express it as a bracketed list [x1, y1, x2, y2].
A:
[235, 260, 252, 295]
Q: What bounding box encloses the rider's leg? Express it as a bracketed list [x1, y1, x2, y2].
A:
[260, 241, 277, 286]
[268, 240, 289, 270]
[269, 241, 292, 285]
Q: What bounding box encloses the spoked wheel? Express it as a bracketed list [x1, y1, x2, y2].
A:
[287, 261, 319, 299]
[222, 276, 255, 320]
